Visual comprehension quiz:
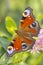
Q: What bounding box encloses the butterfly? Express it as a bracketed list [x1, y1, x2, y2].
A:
[7, 7, 40, 56]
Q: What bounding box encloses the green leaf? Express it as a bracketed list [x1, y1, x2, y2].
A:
[0, 53, 15, 65]
[36, 14, 43, 21]
[13, 52, 30, 63]
[34, 53, 43, 65]
[26, 53, 43, 65]
[0, 45, 5, 58]
[36, 14, 43, 28]
[32, 36, 38, 40]
[0, 21, 12, 38]
[5, 16, 17, 36]
[0, 37, 10, 50]
[0, 53, 11, 65]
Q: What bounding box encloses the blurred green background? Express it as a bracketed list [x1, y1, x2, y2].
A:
[0, 0, 43, 65]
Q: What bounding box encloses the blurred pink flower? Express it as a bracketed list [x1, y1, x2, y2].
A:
[31, 29, 43, 53]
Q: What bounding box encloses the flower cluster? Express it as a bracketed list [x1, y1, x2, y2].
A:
[31, 29, 43, 53]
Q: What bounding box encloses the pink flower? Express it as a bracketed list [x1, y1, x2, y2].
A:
[31, 29, 43, 53]
[39, 29, 43, 34]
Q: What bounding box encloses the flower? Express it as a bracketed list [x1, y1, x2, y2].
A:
[31, 29, 43, 53]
